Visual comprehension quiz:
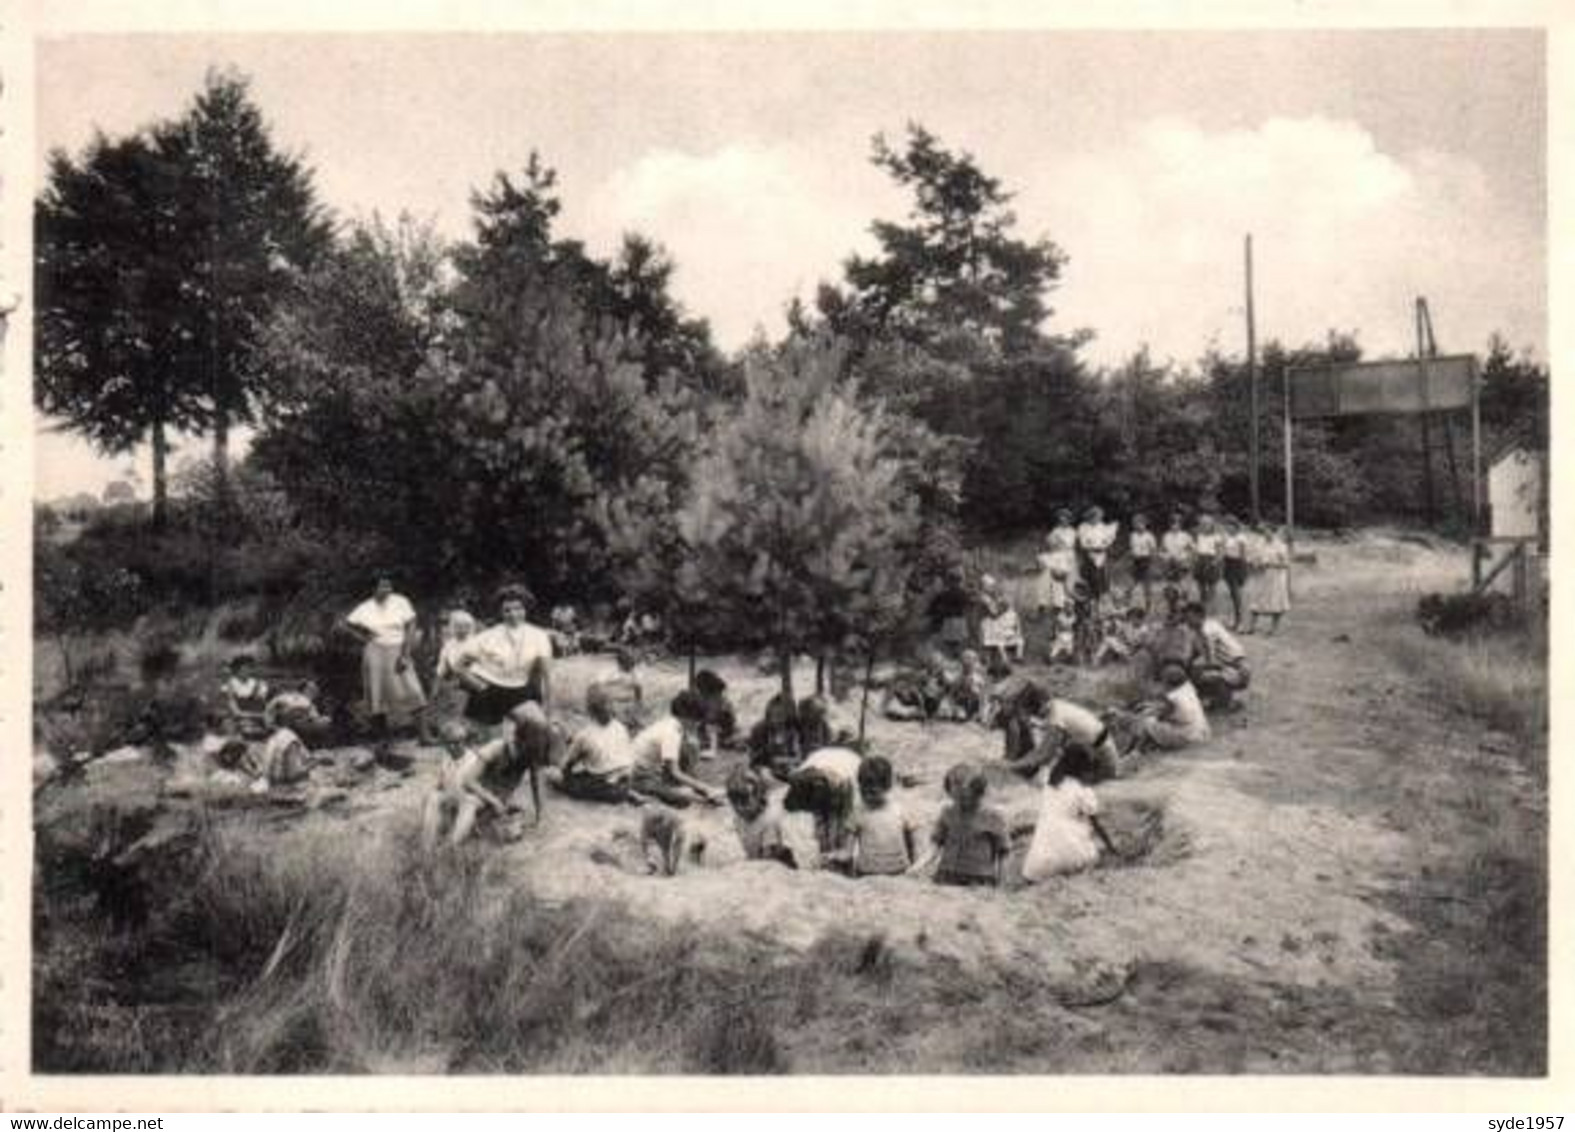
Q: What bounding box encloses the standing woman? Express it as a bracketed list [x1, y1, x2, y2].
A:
[453, 584, 557, 822]
[1076, 506, 1119, 609]
[1247, 524, 1292, 636]
[1192, 514, 1223, 612]
[1037, 511, 1080, 649]
[343, 574, 426, 763]
[1220, 517, 1250, 631]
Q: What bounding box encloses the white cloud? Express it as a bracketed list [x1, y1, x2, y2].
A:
[575, 141, 895, 347]
[1022, 116, 1542, 367]
[569, 118, 1541, 370]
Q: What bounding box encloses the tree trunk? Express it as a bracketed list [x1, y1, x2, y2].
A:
[688, 640, 697, 689]
[815, 654, 826, 696]
[212, 411, 231, 511]
[150, 418, 169, 531]
[857, 649, 876, 748]
[57, 634, 75, 690]
[777, 649, 795, 711]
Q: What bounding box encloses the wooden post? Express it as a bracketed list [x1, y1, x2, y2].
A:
[1246, 235, 1261, 522]
[1283, 362, 1295, 551]
[1471, 356, 1484, 534]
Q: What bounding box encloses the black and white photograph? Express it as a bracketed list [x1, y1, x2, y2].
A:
[13, 5, 1557, 1095]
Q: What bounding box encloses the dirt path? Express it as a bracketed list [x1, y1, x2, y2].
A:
[255, 534, 1545, 1073]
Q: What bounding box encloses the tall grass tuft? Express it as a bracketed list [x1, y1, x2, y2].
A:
[1386, 616, 1547, 758]
[37, 817, 835, 1074]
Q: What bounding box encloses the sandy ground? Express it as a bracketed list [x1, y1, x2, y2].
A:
[92, 531, 1549, 1073]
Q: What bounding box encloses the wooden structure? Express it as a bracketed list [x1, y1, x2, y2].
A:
[1472, 445, 1546, 605]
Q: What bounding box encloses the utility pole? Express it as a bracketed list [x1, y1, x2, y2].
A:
[1246, 235, 1260, 522]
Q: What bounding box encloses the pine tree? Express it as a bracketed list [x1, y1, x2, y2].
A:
[671, 335, 927, 705]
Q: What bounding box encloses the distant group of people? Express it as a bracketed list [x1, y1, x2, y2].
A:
[1042, 505, 1291, 633]
[925, 508, 1290, 676]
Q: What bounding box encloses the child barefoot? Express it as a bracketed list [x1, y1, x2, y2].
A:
[727, 765, 797, 868]
[931, 763, 1009, 887]
[848, 755, 916, 876]
[422, 719, 512, 850]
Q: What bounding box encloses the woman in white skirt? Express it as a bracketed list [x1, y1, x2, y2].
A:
[1246, 524, 1292, 635]
[344, 574, 426, 759]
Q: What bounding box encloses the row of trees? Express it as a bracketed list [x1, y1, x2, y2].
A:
[37, 71, 1550, 694]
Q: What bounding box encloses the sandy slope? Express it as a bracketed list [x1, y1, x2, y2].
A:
[212, 532, 1548, 1072]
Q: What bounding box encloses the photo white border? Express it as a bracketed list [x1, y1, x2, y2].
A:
[2, 0, 1569, 1112]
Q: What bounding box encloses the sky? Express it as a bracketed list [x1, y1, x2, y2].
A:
[30, 29, 1547, 499]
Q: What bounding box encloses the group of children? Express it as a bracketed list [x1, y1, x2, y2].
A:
[1039, 507, 1293, 637]
[201, 568, 1250, 887]
[208, 655, 337, 794]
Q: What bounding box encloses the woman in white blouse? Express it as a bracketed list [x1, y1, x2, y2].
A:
[452, 584, 557, 821]
[343, 574, 427, 756]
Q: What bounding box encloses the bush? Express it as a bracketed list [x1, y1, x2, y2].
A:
[1416, 592, 1519, 638]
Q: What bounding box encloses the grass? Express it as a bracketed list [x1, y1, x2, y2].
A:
[1385, 616, 1547, 755]
[35, 817, 923, 1074]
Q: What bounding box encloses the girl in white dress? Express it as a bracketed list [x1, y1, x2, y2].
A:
[1021, 763, 1101, 881]
[1248, 524, 1292, 635]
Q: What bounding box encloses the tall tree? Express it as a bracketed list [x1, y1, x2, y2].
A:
[156, 69, 332, 503]
[670, 335, 927, 705]
[256, 167, 702, 601]
[820, 123, 1068, 358]
[37, 134, 193, 527]
[35, 69, 329, 526]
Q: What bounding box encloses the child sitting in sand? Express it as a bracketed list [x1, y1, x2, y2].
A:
[427, 610, 478, 733]
[548, 603, 581, 656]
[726, 765, 797, 869]
[880, 667, 938, 722]
[930, 763, 1010, 887]
[1020, 761, 1102, 881]
[595, 647, 645, 730]
[554, 684, 637, 804]
[422, 719, 512, 850]
[977, 575, 1026, 668]
[641, 808, 707, 876]
[949, 650, 989, 722]
[221, 655, 271, 738]
[265, 679, 330, 741]
[1092, 608, 1136, 666]
[629, 692, 725, 808]
[749, 693, 804, 778]
[692, 669, 738, 755]
[847, 755, 916, 877]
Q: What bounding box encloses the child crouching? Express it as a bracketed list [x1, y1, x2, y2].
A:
[422, 719, 511, 850]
